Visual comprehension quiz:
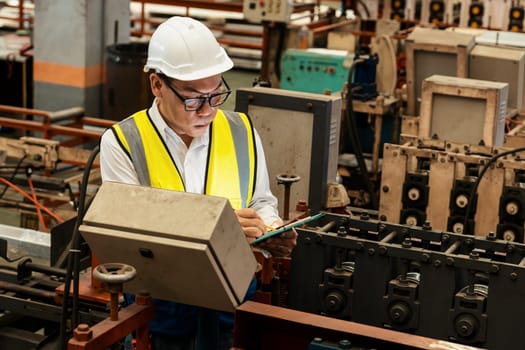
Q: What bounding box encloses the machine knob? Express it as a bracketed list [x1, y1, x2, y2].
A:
[407, 187, 420, 201]
[405, 215, 418, 226]
[452, 222, 464, 234]
[455, 194, 469, 209]
[324, 290, 345, 314]
[505, 201, 520, 216]
[454, 313, 478, 339]
[388, 301, 411, 325]
[502, 229, 516, 242]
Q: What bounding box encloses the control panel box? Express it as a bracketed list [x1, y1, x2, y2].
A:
[243, 0, 294, 23]
[280, 48, 353, 94]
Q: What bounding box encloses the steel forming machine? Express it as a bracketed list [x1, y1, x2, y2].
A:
[287, 210, 525, 350]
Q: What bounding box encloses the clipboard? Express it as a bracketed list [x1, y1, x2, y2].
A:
[250, 212, 326, 245]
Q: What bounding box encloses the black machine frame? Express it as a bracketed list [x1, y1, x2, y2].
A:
[288, 211, 525, 350]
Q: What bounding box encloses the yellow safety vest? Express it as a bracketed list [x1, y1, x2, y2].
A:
[111, 109, 256, 209]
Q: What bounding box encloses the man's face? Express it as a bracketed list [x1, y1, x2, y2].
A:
[155, 73, 228, 143]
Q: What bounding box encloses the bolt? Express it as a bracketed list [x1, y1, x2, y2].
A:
[368, 248, 375, 255]
[382, 185, 390, 193]
[421, 253, 430, 263]
[379, 246, 388, 255]
[486, 232, 496, 241]
[434, 259, 442, 267]
[490, 264, 499, 274]
[296, 200, 308, 212]
[510, 272, 518, 280]
[135, 291, 152, 306]
[446, 257, 454, 266]
[73, 323, 93, 342]
[338, 340, 352, 349]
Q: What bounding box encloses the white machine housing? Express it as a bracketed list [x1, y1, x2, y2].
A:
[80, 181, 258, 312]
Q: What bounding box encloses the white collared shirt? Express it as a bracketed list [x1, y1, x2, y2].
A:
[99, 101, 281, 225]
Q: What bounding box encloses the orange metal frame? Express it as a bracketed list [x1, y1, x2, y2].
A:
[68, 292, 155, 350]
[0, 0, 33, 29]
[0, 104, 114, 147]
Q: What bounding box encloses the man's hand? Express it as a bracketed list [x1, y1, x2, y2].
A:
[235, 208, 267, 243]
[257, 229, 298, 258]
[235, 208, 298, 257]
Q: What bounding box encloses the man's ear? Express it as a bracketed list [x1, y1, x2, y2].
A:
[150, 73, 163, 97]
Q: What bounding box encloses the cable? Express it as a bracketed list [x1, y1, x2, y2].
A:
[0, 176, 64, 224]
[344, 58, 379, 209]
[462, 146, 525, 235]
[27, 175, 47, 232]
[60, 144, 100, 350]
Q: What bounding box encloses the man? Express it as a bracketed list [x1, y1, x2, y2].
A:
[99, 16, 297, 350]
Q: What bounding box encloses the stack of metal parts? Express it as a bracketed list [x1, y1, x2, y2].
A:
[288, 211, 525, 349]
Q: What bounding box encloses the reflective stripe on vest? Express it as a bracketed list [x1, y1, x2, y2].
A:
[111, 109, 256, 209]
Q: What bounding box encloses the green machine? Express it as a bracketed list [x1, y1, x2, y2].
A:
[280, 48, 354, 94]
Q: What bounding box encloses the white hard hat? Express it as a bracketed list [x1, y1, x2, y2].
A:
[144, 16, 233, 81]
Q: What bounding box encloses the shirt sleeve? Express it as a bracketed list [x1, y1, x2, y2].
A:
[249, 129, 282, 226]
[99, 128, 141, 185]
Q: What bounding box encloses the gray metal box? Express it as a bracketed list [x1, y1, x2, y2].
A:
[469, 44, 525, 111]
[80, 182, 258, 312]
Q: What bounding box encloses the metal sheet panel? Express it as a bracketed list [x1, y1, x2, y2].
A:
[235, 87, 342, 214]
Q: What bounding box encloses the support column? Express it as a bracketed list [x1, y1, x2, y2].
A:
[33, 0, 130, 117]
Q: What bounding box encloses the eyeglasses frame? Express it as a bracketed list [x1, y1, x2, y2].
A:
[158, 74, 232, 111]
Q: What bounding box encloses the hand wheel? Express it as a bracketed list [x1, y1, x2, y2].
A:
[93, 263, 137, 293]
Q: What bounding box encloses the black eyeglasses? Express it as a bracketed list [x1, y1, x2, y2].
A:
[159, 74, 232, 111]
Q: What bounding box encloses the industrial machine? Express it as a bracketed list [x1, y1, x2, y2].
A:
[287, 210, 525, 350]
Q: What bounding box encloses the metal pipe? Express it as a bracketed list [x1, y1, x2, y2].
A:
[380, 231, 398, 243]
[0, 280, 56, 300]
[23, 261, 67, 278]
[444, 241, 462, 255]
[319, 220, 337, 233]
